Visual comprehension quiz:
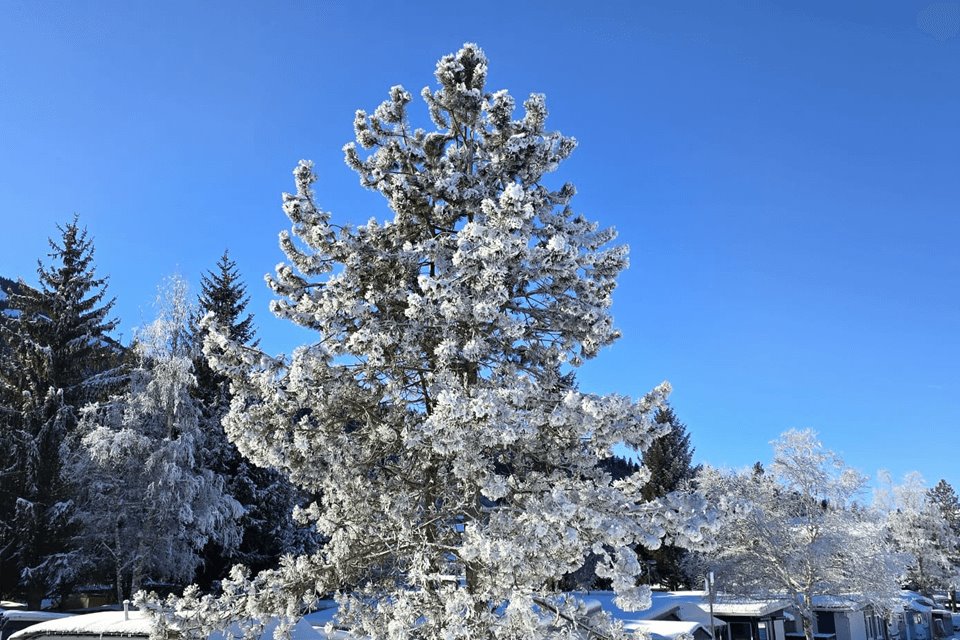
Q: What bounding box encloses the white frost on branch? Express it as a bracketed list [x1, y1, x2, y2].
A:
[145, 44, 717, 640]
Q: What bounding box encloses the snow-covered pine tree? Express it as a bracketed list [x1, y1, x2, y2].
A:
[877, 472, 960, 597]
[65, 275, 243, 603]
[142, 44, 716, 640]
[0, 217, 123, 606]
[697, 430, 905, 640]
[637, 406, 700, 589]
[191, 251, 310, 588]
[929, 479, 960, 538]
[929, 479, 960, 609]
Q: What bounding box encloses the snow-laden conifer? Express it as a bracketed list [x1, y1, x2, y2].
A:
[142, 44, 716, 640]
[66, 276, 242, 603]
[192, 251, 312, 588]
[876, 472, 960, 597]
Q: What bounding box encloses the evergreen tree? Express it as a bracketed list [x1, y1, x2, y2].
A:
[191, 251, 310, 588]
[0, 276, 20, 316]
[877, 472, 959, 597]
[929, 479, 960, 537]
[192, 250, 255, 441]
[928, 478, 960, 607]
[637, 406, 700, 589]
[0, 217, 122, 606]
[142, 44, 715, 640]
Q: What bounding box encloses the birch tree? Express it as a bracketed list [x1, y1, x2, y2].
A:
[67, 276, 242, 602]
[698, 430, 904, 640]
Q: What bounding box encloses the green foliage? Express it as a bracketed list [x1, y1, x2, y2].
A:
[638, 406, 699, 589]
[191, 251, 313, 589]
[0, 217, 122, 605]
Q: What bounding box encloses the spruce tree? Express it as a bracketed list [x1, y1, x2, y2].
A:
[929, 479, 960, 608]
[930, 479, 960, 536]
[192, 251, 308, 588]
[0, 217, 122, 606]
[636, 406, 699, 589]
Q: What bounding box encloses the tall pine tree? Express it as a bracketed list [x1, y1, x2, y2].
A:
[142, 44, 715, 640]
[192, 251, 309, 588]
[0, 217, 122, 606]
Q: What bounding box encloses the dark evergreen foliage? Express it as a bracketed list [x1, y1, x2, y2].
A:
[930, 479, 960, 536]
[0, 217, 123, 605]
[929, 478, 960, 603]
[637, 405, 700, 589]
[192, 251, 311, 588]
[598, 453, 641, 481]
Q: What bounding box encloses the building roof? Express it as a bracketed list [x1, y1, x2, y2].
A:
[9, 611, 151, 639]
[707, 598, 793, 618]
[624, 619, 708, 640]
[810, 595, 866, 611]
[8, 611, 322, 640]
[0, 613, 73, 624]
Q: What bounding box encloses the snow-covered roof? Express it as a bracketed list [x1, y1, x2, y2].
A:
[0, 612, 72, 623]
[641, 593, 726, 628]
[646, 590, 791, 618]
[9, 611, 152, 639]
[810, 595, 865, 611]
[8, 612, 322, 640]
[624, 620, 707, 640]
[901, 591, 936, 614]
[707, 598, 793, 618]
[0, 604, 26, 613]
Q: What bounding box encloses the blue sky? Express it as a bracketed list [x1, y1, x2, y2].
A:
[1, 1, 957, 489]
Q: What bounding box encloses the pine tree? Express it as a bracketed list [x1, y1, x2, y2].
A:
[637, 406, 699, 589]
[191, 251, 309, 588]
[65, 275, 242, 603]
[142, 44, 716, 640]
[0, 217, 122, 606]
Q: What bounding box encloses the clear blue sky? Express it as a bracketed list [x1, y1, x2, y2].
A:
[1, 1, 957, 490]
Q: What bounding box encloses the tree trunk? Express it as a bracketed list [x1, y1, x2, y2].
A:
[800, 594, 816, 640]
[115, 523, 124, 605]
